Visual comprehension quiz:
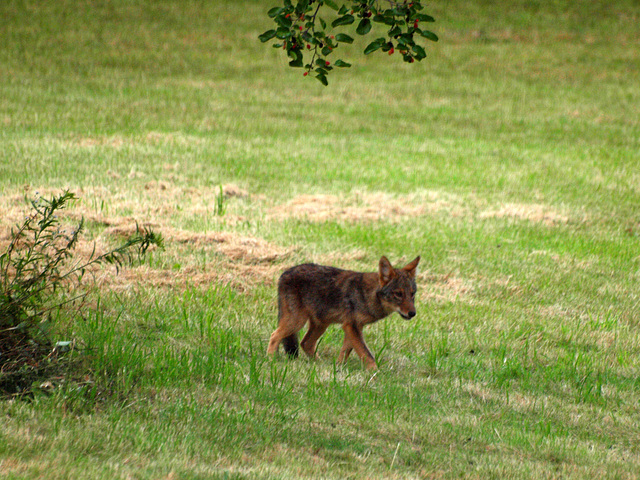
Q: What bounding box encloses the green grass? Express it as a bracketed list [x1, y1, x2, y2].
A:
[1, 0, 640, 478]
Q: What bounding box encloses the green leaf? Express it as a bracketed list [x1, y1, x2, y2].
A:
[259, 30, 277, 43]
[396, 35, 410, 48]
[275, 14, 293, 28]
[363, 37, 386, 54]
[289, 57, 304, 68]
[288, 50, 303, 67]
[334, 59, 351, 67]
[356, 18, 372, 35]
[295, 0, 310, 12]
[388, 25, 401, 37]
[412, 43, 426, 59]
[268, 7, 284, 18]
[324, 0, 339, 10]
[335, 33, 354, 44]
[373, 13, 396, 26]
[416, 14, 435, 22]
[275, 27, 291, 39]
[322, 45, 332, 56]
[421, 30, 439, 42]
[319, 17, 327, 29]
[316, 73, 328, 86]
[332, 14, 355, 27]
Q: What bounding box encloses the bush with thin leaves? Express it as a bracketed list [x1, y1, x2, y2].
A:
[0, 191, 162, 395]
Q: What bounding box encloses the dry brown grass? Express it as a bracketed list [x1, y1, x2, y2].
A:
[269, 190, 464, 223]
[419, 271, 475, 304]
[479, 203, 569, 226]
[268, 192, 574, 231]
[0, 186, 287, 293]
[0, 187, 572, 296]
[86, 227, 292, 292]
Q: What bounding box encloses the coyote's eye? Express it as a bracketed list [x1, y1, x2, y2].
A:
[393, 290, 403, 299]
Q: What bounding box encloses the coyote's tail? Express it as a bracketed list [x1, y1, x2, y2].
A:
[282, 334, 299, 357]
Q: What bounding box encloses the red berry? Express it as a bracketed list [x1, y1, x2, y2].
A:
[326, 61, 330, 66]
[307, 44, 311, 49]
[303, 72, 308, 76]
[285, 13, 290, 18]
[389, 47, 394, 55]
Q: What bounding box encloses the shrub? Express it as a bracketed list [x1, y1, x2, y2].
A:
[0, 191, 162, 396]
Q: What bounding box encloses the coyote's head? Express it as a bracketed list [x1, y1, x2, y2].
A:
[378, 256, 420, 320]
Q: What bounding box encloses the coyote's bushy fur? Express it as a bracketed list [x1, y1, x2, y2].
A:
[267, 256, 420, 370]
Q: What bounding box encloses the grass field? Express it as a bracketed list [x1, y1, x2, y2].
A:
[1, 0, 640, 478]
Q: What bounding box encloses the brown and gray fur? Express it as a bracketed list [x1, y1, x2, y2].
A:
[267, 256, 420, 370]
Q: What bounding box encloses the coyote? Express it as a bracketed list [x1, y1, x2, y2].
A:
[267, 256, 420, 370]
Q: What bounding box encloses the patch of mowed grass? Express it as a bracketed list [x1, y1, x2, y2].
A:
[1, 0, 639, 216]
[2, 0, 640, 478]
[3, 287, 638, 478]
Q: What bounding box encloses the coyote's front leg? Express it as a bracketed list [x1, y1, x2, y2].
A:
[341, 322, 377, 370]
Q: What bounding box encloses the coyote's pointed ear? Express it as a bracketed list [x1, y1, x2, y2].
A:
[379, 256, 396, 286]
[402, 256, 420, 278]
